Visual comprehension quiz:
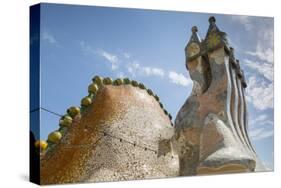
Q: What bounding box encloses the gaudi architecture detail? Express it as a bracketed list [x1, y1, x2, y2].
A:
[174, 16, 264, 175]
[35, 17, 264, 184]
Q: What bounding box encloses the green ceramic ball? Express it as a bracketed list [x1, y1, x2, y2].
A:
[103, 77, 113, 85]
[88, 83, 98, 94]
[67, 106, 80, 118]
[81, 96, 92, 107]
[92, 76, 103, 86]
[154, 95, 160, 101]
[138, 83, 146, 89]
[34, 140, 48, 151]
[59, 115, 73, 127]
[48, 131, 62, 144]
[123, 78, 131, 84]
[113, 78, 123, 86]
[168, 114, 172, 120]
[131, 80, 138, 87]
[147, 89, 153, 95]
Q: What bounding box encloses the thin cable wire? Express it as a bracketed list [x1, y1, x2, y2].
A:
[35, 107, 174, 158]
[30, 108, 40, 113]
[40, 107, 64, 117]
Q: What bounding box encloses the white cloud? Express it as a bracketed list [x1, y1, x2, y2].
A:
[246, 76, 273, 110]
[241, 18, 273, 64]
[42, 31, 57, 44]
[248, 112, 273, 142]
[245, 45, 273, 64]
[80, 41, 93, 53]
[80, 41, 119, 70]
[97, 50, 119, 70]
[79, 46, 190, 87]
[168, 71, 191, 87]
[127, 61, 140, 77]
[249, 127, 273, 141]
[249, 114, 274, 137]
[252, 114, 268, 123]
[250, 114, 273, 127]
[249, 114, 274, 142]
[123, 52, 131, 59]
[126, 62, 191, 88]
[127, 61, 165, 78]
[143, 67, 165, 77]
[231, 16, 253, 31]
[243, 59, 273, 81]
[116, 72, 125, 78]
[231, 16, 273, 64]
[263, 160, 274, 171]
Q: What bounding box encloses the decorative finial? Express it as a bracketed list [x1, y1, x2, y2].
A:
[241, 70, 247, 88]
[209, 16, 216, 24]
[188, 25, 201, 44]
[192, 26, 198, 33]
[236, 59, 240, 69]
[229, 47, 237, 66]
[205, 16, 221, 39]
[230, 47, 235, 56]
[236, 59, 242, 78]
[236, 59, 240, 66]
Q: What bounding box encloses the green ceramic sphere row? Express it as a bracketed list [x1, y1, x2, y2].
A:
[89, 76, 172, 122]
[35, 75, 173, 153]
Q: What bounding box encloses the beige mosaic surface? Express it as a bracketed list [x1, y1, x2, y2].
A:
[40, 85, 179, 184]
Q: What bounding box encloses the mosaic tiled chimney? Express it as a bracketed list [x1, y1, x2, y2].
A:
[173, 16, 265, 175]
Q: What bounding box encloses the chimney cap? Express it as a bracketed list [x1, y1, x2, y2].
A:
[209, 16, 216, 24]
[191, 26, 198, 33]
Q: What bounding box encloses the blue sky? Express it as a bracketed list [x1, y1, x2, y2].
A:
[35, 3, 274, 170]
